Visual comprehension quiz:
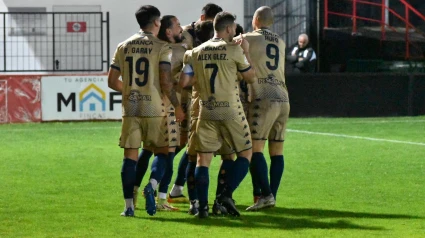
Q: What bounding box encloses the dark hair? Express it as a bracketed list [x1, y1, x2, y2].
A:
[235, 23, 244, 36]
[202, 3, 223, 20]
[194, 21, 214, 46]
[213, 11, 236, 32]
[158, 15, 176, 41]
[135, 5, 161, 29]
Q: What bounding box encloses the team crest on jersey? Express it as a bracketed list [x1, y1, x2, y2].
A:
[200, 96, 230, 110]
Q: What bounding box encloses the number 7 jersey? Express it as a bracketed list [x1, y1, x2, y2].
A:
[111, 31, 172, 117]
[244, 29, 289, 102]
[188, 38, 252, 121]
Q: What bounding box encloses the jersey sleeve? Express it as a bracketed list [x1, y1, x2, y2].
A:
[234, 46, 251, 73]
[182, 50, 194, 76]
[159, 43, 172, 65]
[110, 44, 122, 71]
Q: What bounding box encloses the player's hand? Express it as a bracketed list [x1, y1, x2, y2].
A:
[238, 33, 249, 54]
[174, 106, 185, 123]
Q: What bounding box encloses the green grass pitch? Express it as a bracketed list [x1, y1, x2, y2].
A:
[1, 117, 424, 237]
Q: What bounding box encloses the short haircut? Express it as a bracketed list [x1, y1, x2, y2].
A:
[194, 20, 214, 46]
[135, 5, 161, 29]
[213, 11, 236, 32]
[235, 23, 244, 36]
[202, 3, 223, 20]
[158, 15, 176, 41]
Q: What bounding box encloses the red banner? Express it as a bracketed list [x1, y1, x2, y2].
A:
[0, 76, 41, 124]
[67, 22, 87, 33]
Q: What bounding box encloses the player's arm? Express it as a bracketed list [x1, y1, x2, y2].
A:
[108, 46, 123, 92]
[159, 63, 180, 108]
[179, 64, 196, 89]
[235, 35, 256, 84]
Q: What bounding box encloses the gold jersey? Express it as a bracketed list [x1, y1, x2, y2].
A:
[182, 22, 195, 50]
[244, 29, 289, 102]
[163, 43, 186, 109]
[183, 50, 200, 119]
[188, 38, 252, 121]
[111, 31, 172, 117]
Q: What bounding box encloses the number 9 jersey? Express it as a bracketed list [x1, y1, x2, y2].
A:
[111, 31, 172, 117]
[243, 29, 289, 102]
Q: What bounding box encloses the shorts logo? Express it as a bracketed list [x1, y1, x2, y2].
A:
[200, 96, 230, 110]
[128, 90, 151, 102]
[79, 83, 106, 112]
[258, 74, 285, 86]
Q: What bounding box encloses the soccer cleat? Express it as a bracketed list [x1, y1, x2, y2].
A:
[120, 207, 135, 217]
[143, 183, 156, 216]
[212, 199, 228, 216]
[167, 193, 190, 203]
[217, 194, 240, 217]
[157, 199, 179, 211]
[194, 205, 209, 219]
[188, 200, 199, 215]
[246, 194, 276, 211]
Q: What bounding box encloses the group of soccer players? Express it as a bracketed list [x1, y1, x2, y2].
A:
[108, 3, 290, 218]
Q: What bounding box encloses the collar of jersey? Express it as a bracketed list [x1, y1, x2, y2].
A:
[138, 30, 153, 35]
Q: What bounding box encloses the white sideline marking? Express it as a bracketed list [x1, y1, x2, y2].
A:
[289, 119, 425, 125]
[287, 129, 425, 146]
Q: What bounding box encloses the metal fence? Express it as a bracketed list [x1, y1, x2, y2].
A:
[244, 0, 308, 49]
[0, 12, 109, 72]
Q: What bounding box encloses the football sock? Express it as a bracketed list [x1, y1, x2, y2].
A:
[134, 149, 153, 187]
[170, 185, 184, 197]
[149, 153, 167, 190]
[186, 161, 197, 200]
[175, 146, 182, 155]
[226, 156, 250, 196]
[195, 166, 209, 209]
[270, 155, 284, 199]
[249, 155, 262, 197]
[216, 159, 234, 196]
[252, 152, 272, 196]
[174, 151, 189, 187]
[121, 158, 137, 201]
[158, 152, 175, 194]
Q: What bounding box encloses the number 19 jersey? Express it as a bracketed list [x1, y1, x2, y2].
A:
[111, 31, 172, 117]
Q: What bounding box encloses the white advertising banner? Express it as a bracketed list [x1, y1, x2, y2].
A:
[41, 76, 122, 121]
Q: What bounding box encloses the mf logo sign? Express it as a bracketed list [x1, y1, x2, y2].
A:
[42, 76, 122, 121]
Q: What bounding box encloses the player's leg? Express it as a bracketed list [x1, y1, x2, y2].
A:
[133, 145, 153, 209]
[194, 119, 221, 218]
[246, 140, 275, 211]
[157, 146, 179, 211]
[212, 153, 234, 216]
[157, 110, 180, 211]
[119, 117, 143, 217]
[185, 119, 199, 214]
[246, 101, 277, 211]
[217, 119, 252, 217]
[168, 127, 189, 203]
[141, 117, 169, 216]
[268, 102, 289, 201]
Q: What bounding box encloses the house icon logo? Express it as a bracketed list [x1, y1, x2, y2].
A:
[79, 84, 106, 112]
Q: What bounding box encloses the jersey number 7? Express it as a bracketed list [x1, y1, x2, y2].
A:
[205, 63, 218, 94]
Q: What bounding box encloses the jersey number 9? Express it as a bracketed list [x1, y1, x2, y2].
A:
[266, 44, 279, 70]
[125, 56, 149, 87]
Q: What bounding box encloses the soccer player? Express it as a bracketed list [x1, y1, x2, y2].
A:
[180, 12, 257, 218]
[155, 15, 186, 211]
[242, 6, 290, 211]
[179, 20, 216, 215]
[108, 5, 184, 217]
[167, 3, 223, 203]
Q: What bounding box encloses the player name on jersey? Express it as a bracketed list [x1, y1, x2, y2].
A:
[261, 30, 280, 43]
[197, 45, 228, 61]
